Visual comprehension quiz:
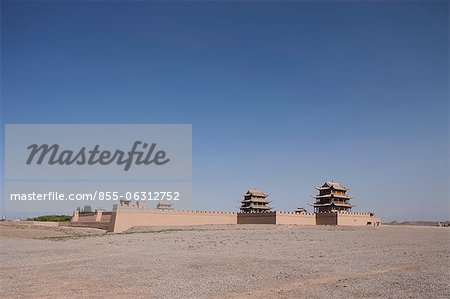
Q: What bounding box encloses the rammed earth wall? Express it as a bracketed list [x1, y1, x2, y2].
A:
[275, 212, 316, 225]
[108, 206, 237, 233]
[72, 207, 381, 233]
[237, 212, 316, 225]
[237, 212, 276, 224]
[315, 212, 381, 226]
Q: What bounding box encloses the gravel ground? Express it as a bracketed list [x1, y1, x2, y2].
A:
[0, 224, 449, 298]
[0, 222, 105, 239]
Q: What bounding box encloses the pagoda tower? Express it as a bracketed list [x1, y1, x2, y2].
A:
[240, 189, 272, 213]
[156, 200, 174, 211]
[310, 181, 354, 213]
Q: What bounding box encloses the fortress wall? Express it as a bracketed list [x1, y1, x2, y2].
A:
[237, 212, 276, 224]
[100, 214, 112, 223]
[275, 212, 316, 225]
[107, 211, 117, 232]
[69, 211, 111, 229]
[73, 211, 112, 224]
[109, 209, 237, 233]
[336, 212, 381, 226]
[75, 208, 381, 231]
[316, 212, 338, 225]
[76, 214, 97, 223]
[316, 211, 381, 226]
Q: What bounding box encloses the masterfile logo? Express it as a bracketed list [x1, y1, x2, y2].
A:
[5, 124, 192, 180]
[26, 141, 170, 171]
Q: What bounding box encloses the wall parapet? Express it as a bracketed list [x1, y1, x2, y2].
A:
[337, 211, 372, 216]
[277, 211, 315, 216]
[116, 207, 237, 215]
[315, 211, 374, 216]
[110, 208, 238, 233]
[237, 211, 316, 225]
[72, 206, 380, 232]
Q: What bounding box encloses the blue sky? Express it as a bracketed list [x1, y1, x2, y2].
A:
[1, 1, 448, 221]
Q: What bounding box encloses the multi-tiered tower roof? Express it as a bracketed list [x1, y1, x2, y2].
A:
[310, 181, 354, 213]
[240, 189, 272, 213]
[156, 200, 174, 211]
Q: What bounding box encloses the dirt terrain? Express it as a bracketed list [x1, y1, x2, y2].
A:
[0, 223, 448, 298]
[0, 221, 105, 239]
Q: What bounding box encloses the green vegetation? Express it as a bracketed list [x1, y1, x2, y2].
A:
[27, 215, 72, 222]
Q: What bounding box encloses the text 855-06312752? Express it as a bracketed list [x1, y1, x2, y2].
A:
[100, 191, 180, 201]
[9, 191, 182, 201]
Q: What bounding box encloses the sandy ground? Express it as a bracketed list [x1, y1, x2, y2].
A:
[0, 223, 449, 298]
[0, 222, 105, 239]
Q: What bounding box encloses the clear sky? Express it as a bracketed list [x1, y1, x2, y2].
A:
[1, 1, 448, 221]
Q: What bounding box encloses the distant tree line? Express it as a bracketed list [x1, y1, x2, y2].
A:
[26, 205, 94, 222]
[27, 215, 72, 222]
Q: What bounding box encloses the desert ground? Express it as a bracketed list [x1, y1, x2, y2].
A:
[0, 223, 449, 298]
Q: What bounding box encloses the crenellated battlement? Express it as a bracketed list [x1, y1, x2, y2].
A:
[315, 211, 372, 216]
[116, 205, 237, 215]
[238, 210, 276, 214]
[337, 211, 372, 216]
[277, 211, 315, 216]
